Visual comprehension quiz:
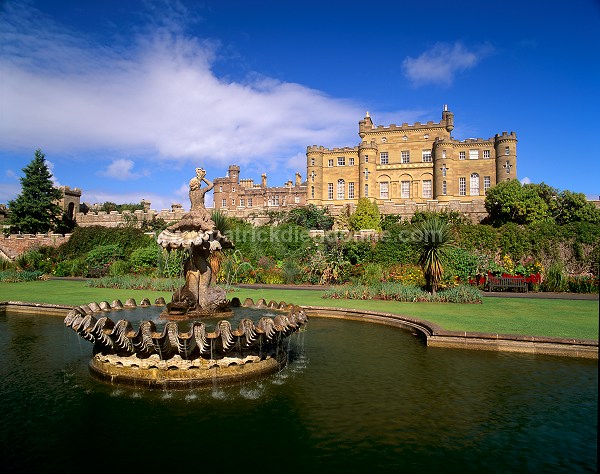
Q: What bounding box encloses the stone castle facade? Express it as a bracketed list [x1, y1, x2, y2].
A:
[213, 165, 307, 219]
[306, 106, 517, 215]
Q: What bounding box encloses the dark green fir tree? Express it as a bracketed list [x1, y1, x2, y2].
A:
[8, 149, 63, 234]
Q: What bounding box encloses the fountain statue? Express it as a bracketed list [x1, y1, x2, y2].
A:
[157, 167, 232, 318]
[63, 168, 308, 388]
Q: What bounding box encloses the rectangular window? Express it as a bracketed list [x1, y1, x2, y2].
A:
[221, 199, 226, 207]
[380, 152, 388, 165]
[274, 195, 280, 205]
[328, 159, 334, 167]
[364, 184, 369, 197]
[401, 181, 410, 199]
[348, 182, 355, 199]
[294, 196, 300, 203]
[219, 186, 223, 192]
[505, 146, 510, 155]
[338, 156, 345, 166]
[231, 199, 235, 206]
[240, 199, 245, 207]
[469, 149, 478, 160]
[422, 180, 432, 198]
[459, 151, 466, 160]
[483, 150, 490, 159]
[484, 176, 491, 193]
[401, 151, 410, 164]
[349, 157, 355, 166]
[459, 177, 466, 196]
[422, 150, 432, 162]
[380, 182, 389, 199]
[328, 183, 334, 200]
[247, 198, 253, 207]
[442, 166, 447, 177]
[442, 180, 447, 195]
[442, 149, 446, 158]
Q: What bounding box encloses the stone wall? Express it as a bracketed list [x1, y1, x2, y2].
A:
[0, 233, 72, 260]
[75, 206, 186, 228]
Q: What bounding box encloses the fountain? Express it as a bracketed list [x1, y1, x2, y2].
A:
[63, 168, 308, 387]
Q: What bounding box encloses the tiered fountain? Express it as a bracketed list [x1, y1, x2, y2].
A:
[64, 168, 307, 388]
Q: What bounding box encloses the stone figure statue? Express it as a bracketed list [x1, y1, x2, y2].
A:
[157, 167, 233, 318]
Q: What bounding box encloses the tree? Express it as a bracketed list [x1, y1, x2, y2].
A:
[484, 179, 549, 226]
[413, 217, 454, 295]
[349, 198, 381, 231]
[285, 204, 334, 230]
[8, 149, 63, 234]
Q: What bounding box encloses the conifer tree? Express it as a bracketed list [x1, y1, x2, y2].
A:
[8, 149, 63, 234]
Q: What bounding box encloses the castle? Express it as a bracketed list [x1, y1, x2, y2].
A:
[307, 105, 517, 213]
[214, 106, 517, 222]
[213, 165, 307, 219]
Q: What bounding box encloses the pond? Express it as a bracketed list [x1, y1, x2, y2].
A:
[0, 308, 597, 473]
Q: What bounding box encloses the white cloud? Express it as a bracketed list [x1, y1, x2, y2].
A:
[402, 42, 492, 87]
[98, 159, 149, 180]
[0, 2, 362, 171]
[520, 177, 532, 185]
[44, 159, 61, 187]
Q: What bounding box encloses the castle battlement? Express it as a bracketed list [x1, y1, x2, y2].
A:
[75, 204, 186, 228]
[307, 145, 360, 154]
[370, 120, 444, 132]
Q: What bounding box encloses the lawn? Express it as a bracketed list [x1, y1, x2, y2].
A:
[0, 280, 597, 340]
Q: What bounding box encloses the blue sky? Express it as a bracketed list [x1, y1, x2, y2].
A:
[1, 0, 599, 211]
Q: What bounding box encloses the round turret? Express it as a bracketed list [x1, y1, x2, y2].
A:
[494, 132, 518, 182]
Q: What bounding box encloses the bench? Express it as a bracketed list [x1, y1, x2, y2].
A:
[487, 273, 528, 292]
[88, 266, 108, 278]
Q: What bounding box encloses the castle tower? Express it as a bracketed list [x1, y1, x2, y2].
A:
[358, 139, 377, 199]
[494, 132, 518, 183]
[307, 146, 324, 203]
[442, 104, 454, 133]
[228, 165, 240, 184]
[432, 138, 450, 200]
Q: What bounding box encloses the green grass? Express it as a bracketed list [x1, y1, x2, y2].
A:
[0, 280, 597, 340]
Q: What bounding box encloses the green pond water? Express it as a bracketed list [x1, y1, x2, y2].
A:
[0, 307, 597, 473]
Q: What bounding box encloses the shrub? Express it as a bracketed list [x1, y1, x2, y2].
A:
[567, 275, 599, 294]
[543, 261, 568, 292]
[85, 244, 124, 268]
[53, 257, 86, 277]
[324, 282, 481, 303]
[129, 245, 160, 274]
[282, 259, 300, 284]
[0, 270, 43, 282]
[386, 264, 425, 286]
[109, 259, 131, 276]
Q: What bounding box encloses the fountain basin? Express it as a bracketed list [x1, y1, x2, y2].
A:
[64, 298, 308, 387]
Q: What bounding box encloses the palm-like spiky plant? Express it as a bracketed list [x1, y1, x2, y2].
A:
[413, 217, 454, 295]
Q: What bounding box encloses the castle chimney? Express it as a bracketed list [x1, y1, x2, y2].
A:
[261, 173, 267, 187]
[295, 172, 302, 186]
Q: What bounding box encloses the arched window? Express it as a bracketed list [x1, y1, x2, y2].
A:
[470, 173, 480, 196]
[337, 179, 345, 200]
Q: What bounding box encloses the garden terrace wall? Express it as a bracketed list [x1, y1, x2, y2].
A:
[0, 234, 72, 260]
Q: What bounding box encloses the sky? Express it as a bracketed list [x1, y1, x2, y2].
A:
[1, 0, 599, 211]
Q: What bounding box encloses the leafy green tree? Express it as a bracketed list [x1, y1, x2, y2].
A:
[349, 198, 381, 231]
[413, 217, 454, 295]
[553, 190, 600, 225]
[484, 179, 549, 226]
[8, 149, 63, 233]
[285, 204, 334, 230]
